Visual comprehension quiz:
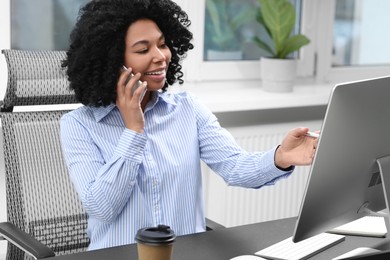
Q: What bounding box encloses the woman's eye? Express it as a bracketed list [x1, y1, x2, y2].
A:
[137, 48, 148, 54]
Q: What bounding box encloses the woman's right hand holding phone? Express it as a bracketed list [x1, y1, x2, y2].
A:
[116, 67, 147, 133]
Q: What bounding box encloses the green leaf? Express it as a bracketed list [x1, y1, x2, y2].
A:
[206, 0, 254, 51]
[230, 7, 256, 31]
[206, 0, 222, 37]
[258, 0, 297, 56]
[253, 36, 275, 56]
[212, 33, 235, 50]
[278, 34, 310, 58]
[256, 8, 272, 37]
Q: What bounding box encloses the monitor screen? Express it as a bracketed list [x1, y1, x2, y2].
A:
[293, 75, 390, 243]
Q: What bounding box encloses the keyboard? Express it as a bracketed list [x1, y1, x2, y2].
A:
[255, 233, 345, 260]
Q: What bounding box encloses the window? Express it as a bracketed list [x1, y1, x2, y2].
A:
[183, 0, 313, 82]
[204, 0, 257, 61]
[333, 0, 390, 67]
[203, 0, 302, 62]
[11, 0, 89, 50]
[316, 0, 390, 83]
[4, 0, 390, 84]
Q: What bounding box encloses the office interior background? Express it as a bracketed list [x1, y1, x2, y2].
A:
[0, 0, 389, 258]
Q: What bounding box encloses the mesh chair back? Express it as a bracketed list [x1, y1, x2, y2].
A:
[1, 49, 89, 260]
[1, 49, 77, 110]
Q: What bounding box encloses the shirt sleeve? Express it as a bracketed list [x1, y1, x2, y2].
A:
[60, 113, 147, 223]
[192, 96, 293, 188]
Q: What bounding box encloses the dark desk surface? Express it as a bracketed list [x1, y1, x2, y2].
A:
[48, 217, 390, 260]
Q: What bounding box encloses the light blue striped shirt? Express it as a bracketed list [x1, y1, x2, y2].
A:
[60, 91, 292, 250]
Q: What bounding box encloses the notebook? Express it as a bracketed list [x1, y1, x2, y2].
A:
[332, 247, 382, 260]
[255, 233, 345, 260]
[328, 216, 387, 238]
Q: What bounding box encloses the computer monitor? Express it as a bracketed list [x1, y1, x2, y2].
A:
[293, 75, 390, 243]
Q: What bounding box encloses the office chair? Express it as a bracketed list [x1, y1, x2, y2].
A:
[0, 49, 224, 260]
[0, 49, 88, 260]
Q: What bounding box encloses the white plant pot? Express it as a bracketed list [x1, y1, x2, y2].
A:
[260, 57, 297, 92]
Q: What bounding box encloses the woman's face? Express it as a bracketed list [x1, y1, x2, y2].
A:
[123, 19, 172, 92]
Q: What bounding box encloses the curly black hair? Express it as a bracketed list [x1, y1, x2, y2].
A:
[62, 0, 194, 106]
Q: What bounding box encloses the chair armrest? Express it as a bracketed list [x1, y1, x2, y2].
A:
[0, 222, 55, 259]
[206, 218, 225, 231]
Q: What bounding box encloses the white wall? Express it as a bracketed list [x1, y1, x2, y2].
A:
[0, 0, 8, 239]
[0, 0, 10, 99]
[0, 1, 10, 257]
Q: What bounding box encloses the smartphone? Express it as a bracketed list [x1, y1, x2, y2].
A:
[122, 65, 144, 99]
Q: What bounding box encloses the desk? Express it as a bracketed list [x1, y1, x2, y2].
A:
[47, 218, 389, 260]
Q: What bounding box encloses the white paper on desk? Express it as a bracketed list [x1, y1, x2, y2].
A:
[332, 247, 381, 260]
[328, 216, 387, 238]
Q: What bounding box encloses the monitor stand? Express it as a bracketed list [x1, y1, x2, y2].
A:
[358, 155, 390, 229]
[339, 155, 390, 259]
[377, 155, 390, 232]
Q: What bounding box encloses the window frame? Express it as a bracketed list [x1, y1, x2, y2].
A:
[1, 0, 390, 87]
[182, 0, 390, 84]
[182, 0, 317, 82]
[315, 0, 390, 83]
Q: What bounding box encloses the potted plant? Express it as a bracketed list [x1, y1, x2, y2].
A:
[253, 0, 310, 92]
[205, 0, 256, 60]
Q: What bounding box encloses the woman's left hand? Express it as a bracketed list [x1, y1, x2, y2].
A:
[275, 127, 319, 168]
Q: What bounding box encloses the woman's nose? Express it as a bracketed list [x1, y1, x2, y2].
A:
[152, 47, 166, 63]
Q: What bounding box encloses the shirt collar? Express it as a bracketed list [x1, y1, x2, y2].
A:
[92, 91, 178, 122]
[92, 103, 117, 122]
[149, 90, 178, 108]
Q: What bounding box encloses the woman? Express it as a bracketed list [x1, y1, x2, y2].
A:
[60, 0, 317, 250]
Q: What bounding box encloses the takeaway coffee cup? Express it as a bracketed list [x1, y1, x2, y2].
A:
[135, 225, 176, 260]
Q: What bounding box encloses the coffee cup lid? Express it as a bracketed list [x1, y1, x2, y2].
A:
[136, 225, 176, 244]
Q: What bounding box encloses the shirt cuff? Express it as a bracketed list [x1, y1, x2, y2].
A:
[262, 146, 294, 185]
[274, 145, 294, 171]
